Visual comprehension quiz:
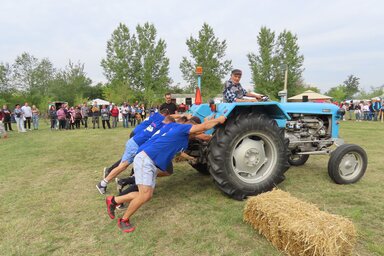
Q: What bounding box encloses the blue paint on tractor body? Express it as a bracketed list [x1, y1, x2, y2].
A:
[189, 101, 341, 138]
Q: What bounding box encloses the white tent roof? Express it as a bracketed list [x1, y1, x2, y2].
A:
[288, 90, 332, 101]
[89, 98, 110, 105]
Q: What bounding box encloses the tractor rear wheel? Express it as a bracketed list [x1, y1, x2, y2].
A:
[208, 112, 289, 200]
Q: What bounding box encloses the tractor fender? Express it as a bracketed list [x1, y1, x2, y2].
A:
[189, 101, 290, 128]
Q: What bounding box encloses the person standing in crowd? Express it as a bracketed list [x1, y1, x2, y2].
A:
[91, 102, 100, 129]
[101, 105, 111, 129]
[110, 104, 119, 128]
[381, 100, 384, 121]
[121, 102, 130, 128]
[81, 102, 89, 129]
[1, 105, 13, 131]
[368, 101, 374, 120]
[347, 100, 354, 120]
[373, 98, 382, 121]
[21, 102, 32, 130]
[68, 106, 75, 130]
[49, 105, 57, 130]
[178, 102, 187, 113]
[57, 106, 66, 130]
[31, 105, 40, 130]
[363, 102, 370, 121]
[63, 104, 70, 129]
[14, 104, 26, 133]
[140, 103, 146, 120]
[74, 106, 82, 129]
[354, 102, 361, 122]
[130, 104, 137, 127]
[0, 110, 8, 139]
[160, 92, 178, 114]
[135, 112, 142, 125]
[223, 69, 263, 103]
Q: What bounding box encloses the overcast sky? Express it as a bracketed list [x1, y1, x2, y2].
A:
[1, 0, 383, 92]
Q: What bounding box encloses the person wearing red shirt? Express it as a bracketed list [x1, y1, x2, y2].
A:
[110, 104, 120, 128]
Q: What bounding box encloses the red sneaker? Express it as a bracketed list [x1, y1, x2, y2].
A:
[118, 218, 135, 233]
[105, 196, 117, 219]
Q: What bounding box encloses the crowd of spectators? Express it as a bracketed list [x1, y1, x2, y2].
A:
[48, 101, 152, 130]
[1, 94, 189, 137]
[339, 99, 383, 121]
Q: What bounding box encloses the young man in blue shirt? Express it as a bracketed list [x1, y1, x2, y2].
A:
[96, 109, 171, 194]
[105, 115, 226, 233]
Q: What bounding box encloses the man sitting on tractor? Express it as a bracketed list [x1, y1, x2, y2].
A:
[223, 69, 264, 103]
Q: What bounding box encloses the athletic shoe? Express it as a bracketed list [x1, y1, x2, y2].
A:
[96, 182, 107, 194]
[116, 203, 127, 210]
[103, 167, 109, 179]
[115, 178, 122, 193]
[106, 196, 117, 219]
[118, 218, 135, 233]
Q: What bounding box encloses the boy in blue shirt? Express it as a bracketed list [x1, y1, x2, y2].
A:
[105, 115, 226, 233]
[96, 109, 171, 194]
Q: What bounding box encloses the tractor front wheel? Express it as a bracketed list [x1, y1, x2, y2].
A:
[328, 144, 367, 184]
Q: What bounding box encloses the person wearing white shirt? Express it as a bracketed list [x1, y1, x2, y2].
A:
[21, 102, 32, 130]
[120, 102, 130, 128]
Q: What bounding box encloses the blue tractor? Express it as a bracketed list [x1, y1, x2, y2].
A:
[186, 99, 367, 200]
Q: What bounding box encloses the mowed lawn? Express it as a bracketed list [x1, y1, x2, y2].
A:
[0, 120, 383, 256]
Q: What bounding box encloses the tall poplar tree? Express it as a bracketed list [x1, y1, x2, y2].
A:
[248, 27, 304, 98]
[180, 23, 232, 99]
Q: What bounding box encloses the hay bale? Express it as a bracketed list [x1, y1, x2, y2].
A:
[243, 189, 356, 256]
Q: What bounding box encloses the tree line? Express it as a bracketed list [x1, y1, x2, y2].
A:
[1, 22, 382, 109]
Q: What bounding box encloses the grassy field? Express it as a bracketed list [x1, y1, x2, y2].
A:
[0, 120, 383, 256]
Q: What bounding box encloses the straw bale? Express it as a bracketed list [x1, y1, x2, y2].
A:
[243, 189, 356, 256]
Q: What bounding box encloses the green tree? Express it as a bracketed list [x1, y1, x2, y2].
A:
[102, 81, 134, 105]
[101, 22, 170, 104]
[12, 52, 39, 92]
[276, 30, 305, 97]
[356, 85, 383, 100]
[325, 85, 347, 102]
[302, 84, 321, 93]
[49, 61, 92, 106]
[132, 22, 171, 103]
[11, 52, 56, 106]
[343, 75, 360, 98]
[101, 23, 136, 86]
[248, 27, 304, 98]
[0, 62, 12, 93]
[248, 27, 277, 97]
[180, 23, 232, 99]
[83, 82, 104, 100]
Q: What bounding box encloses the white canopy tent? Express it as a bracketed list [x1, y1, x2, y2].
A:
[288, 90, 332, 102]
[88, 98, 111, 106]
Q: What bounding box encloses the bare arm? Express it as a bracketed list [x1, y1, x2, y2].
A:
[170, 113, 192, 119]
[235, 98, 257, 102]
[189, 116, 226, 134]
[194, 133, 212, 141]
[245, 92, 263, 99]
[180, 152, 195, 161]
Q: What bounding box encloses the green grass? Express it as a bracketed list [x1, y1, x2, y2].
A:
[1, 120, 383, 255]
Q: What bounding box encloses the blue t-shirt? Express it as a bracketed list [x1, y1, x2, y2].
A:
[140, 123, 193, 171]
[132, 112, 163, 135]
[137, 122, 178, 152]
[132, 113, 165, 146]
